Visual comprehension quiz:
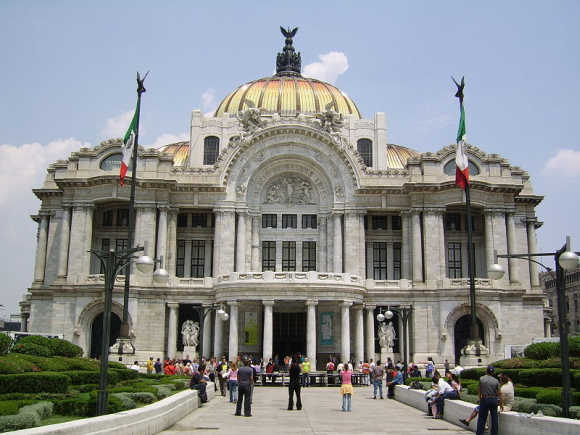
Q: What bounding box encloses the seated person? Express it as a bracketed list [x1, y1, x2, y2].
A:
[386, 369, 403, 398]
[190, 364, 208, 403]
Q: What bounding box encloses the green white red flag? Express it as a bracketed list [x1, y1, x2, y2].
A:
[455, 103, 469, 190]
[120, 103, 139, 185]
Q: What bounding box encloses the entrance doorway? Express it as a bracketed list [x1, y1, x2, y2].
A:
[90, 312, 122, 358]
[273, 312, 306, 362]
[454, 314, 485, 364]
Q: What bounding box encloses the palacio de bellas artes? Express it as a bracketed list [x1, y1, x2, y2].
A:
[21, 28, 547, 370]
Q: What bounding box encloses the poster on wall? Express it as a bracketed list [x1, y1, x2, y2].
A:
[320, 312, 334, 345]
[244, 311, 258, 345]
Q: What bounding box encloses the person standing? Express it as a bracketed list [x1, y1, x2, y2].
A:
[154, 358, 162, 374]
[288, 354, 302, 410]
[216, 357, 227, 396]
[301, 357, 311, 387]
[371, 360, 384, 399]
[476, 366, 503, 435]
[226, 362, 239, 403]
[235, 359, 254, 417]
[340, 361, 354, 412]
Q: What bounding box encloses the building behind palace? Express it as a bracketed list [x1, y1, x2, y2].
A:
[20, 31, 548, 368]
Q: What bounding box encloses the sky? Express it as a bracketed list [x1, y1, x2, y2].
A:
[1, 1, 579, 314]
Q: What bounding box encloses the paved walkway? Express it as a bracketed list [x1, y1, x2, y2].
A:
[160, 386, 471, 434]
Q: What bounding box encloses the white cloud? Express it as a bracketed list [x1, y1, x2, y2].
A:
[201, 88, 217, 115]
[149, 132, 189, 149]
[303, 52, 349, 84]
[542, 149, 580, 177]
[101, 110, 134, 139]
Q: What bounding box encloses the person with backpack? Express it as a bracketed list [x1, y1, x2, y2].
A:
[371, 360, 384, 399]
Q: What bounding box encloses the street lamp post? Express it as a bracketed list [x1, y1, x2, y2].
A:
[376, 306, 413, 380]
[190, 304, 229, 361]
[488, 236, 579, 418]
[91, 246, 154, 416]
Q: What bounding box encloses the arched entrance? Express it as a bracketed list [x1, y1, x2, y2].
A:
[90, 312, 122, 358]
[454, 315, 484, 364]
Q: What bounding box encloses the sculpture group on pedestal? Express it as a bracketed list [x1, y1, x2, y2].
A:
[181, 320, 200, 358]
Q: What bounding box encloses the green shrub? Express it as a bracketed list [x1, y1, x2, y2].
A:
[570, 336, 580, 357]
[573, 371, 580, 389]
[569, 405, 580, 419]
[62, 370, 120, 386]
[77, 384, 98, 393]
[536, 403, 562, 417]
[47, 338, 83, 358]
[19, 402, 53, 420]
[13, 354, 69, 371]
[12, 342, 53, 357]
[152, 385, 173, 399]
[86, 394, 125, 416]
[0, 334, 12, 356]
[0, 372, 69, 394]
[512, 397, 538, 413]
[0, 401, 53, 432]
[493, 358, 540, 369]
[108, 385, 158, 395]
[495, 369, 520, 383]
[0, 400, 38, 416]
[524, 342, 560, 360]
[0, 354, 36, 374]
[111, 393, 136, 410]
[53, 397, 89, 416]
[516, 386, 547, 399]
[518, 368, 562, 387]
[536, 389, 563, 405]
[404, 376, 432, 385]
[110, 368, 139, 381]
[460, 368, 486, 380]
[459, 393, 479, 404]
[60, 357, 99, 371]
[108, 361, 126, 369]
[126, 392, 156, 404]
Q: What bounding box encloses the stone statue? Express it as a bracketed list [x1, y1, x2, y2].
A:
[236, 99, 265, 135]
[315, 102, 345, 133]
[378, 321, 396, 351]
[265, 176, 314, 205]
[181, 320, 200, 348]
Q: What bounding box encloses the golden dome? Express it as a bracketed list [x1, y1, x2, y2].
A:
[214, 76, 361, 119]
[386, 144, 420, 169]
[159, 141, 189, 167]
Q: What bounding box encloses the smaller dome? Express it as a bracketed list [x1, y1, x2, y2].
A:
[159, 141, 189, 167]
[387, 144, 420, 169]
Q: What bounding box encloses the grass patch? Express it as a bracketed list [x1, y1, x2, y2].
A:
[39, 415, 84, 426]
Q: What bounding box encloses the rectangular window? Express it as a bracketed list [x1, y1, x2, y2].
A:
[282, 241, 296, 271]
[372, 216, 387, 230]
[176, 240, 185, 277]
[177, 213, 188, 228]
[191, 213, 207, 228]
[262, 214, 277, 228]
[103, 210, 114, 227]
[445, 213, 461, 231]
[282, 214, 297, 229]
[373, 242, 387, 280]
[100, 238, 111, 273]
[393, 242, 401, 280]
[391, 215, 402, 230]
[301, 214, 317, 229]
[191, 240, 205, 278]
[302, 241, 316, 271]
[364, 215, 368, 230]
[262, 241, 276, 271]
[447, 242, 462, 278]
[117, 209, 129, 227]
[115, 239, 129, 274]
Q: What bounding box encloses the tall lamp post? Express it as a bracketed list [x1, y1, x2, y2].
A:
[377, 305, 413, 379]
[91, 246, 155, 416]
[488, 236, 579, 418]
[190, 304, 229, 360]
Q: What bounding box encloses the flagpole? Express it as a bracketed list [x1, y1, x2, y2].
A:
[464, 181, 479, 343]
[120, 73, 147, 340]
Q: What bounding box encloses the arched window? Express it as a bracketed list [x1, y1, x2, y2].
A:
[203, 136, 219, 165]
[357, 138, 372, 167]
[100, 153, 132, 171]
[443, 159, 480, 176]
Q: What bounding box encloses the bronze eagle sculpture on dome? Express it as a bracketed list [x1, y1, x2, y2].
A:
[276, 26, 301, 75]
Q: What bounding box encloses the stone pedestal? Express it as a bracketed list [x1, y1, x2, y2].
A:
[460, 339, 491, 368]
[109, 338, 135, 364]
[381, 347, 394, 366]
[183, 346, 198, 361]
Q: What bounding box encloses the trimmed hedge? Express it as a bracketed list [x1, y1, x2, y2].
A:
[524, 336, 580, 360]
[518, 368, 562, 387]
[126, 392, 156, 404]
[0, 401, 53, 432]
[12, 342, 53, 357]
[0, 373, 69, 394]
[0, 334, 11, 356]
[62, 370, 120, 386]
[112, 393, 136, 410]
[47, 338, 82, 358]
[0, 400, 38, 416]
[404, 376, 432, 386]
[0, 354, 102, 374]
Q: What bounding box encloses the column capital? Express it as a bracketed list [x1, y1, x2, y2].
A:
[305, 299, 318, 307]
[399, 209, 412, 217]
[484, 208, 506, 216]
[341, 301, 353, 308]
[331, 210, 344, 216]
[167, 302, 180, 310]
[351, 304, 364, 311]
[262, 300, 275, 307]
[422, 207, 445, 215]
[365, 304, 376, 311]
[228, 300, 239, 307]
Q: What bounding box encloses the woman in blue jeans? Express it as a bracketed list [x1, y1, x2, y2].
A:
[226, 361, 239, 403]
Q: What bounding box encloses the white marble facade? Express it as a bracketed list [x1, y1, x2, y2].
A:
[21, 43, 547, 368]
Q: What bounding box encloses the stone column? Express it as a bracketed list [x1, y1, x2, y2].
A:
[527, 220, 540, 288]
[82, 206, 94, 277]
[213, 211, 223, 276]
[365, 305, 376, 362]
[262, 301, 274, 362]
[359, 213, 366, 278]
[318, 216, 327, 272]
[306, 300, 317, 369]
[344, 212, 359, 275]
[214, 308, 224, 358]
[67, 205, 91, 282]
[236, 212, 246, 272]
[401, 211, 411, 280]
[166, 209, 178, 277]
[214, 210, 235, 275]
[411, 211, 423, 282]
[56, 208, 71, 279]
[251, 215, 261, 271]
[157, 207, 168, 268]
[484, 211, 494, 275]
[506, 212, 519, 283]
[422, 209, 445, 281]
[167, 303, 179, 359]
[228, 301, 239, 361]
[202, 308, 212, 358]
[341, 301, 352, 362]
[33, 214, 50, 283]
[491, 211, 509, 282]
[333, 213, 343, 273]
[353, 305, 364, 364]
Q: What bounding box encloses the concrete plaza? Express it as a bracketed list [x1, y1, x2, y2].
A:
[160, 386, 470, 434]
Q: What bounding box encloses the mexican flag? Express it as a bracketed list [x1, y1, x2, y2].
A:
[455, 103, 469, 190]
[120, 103, 139, 186]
